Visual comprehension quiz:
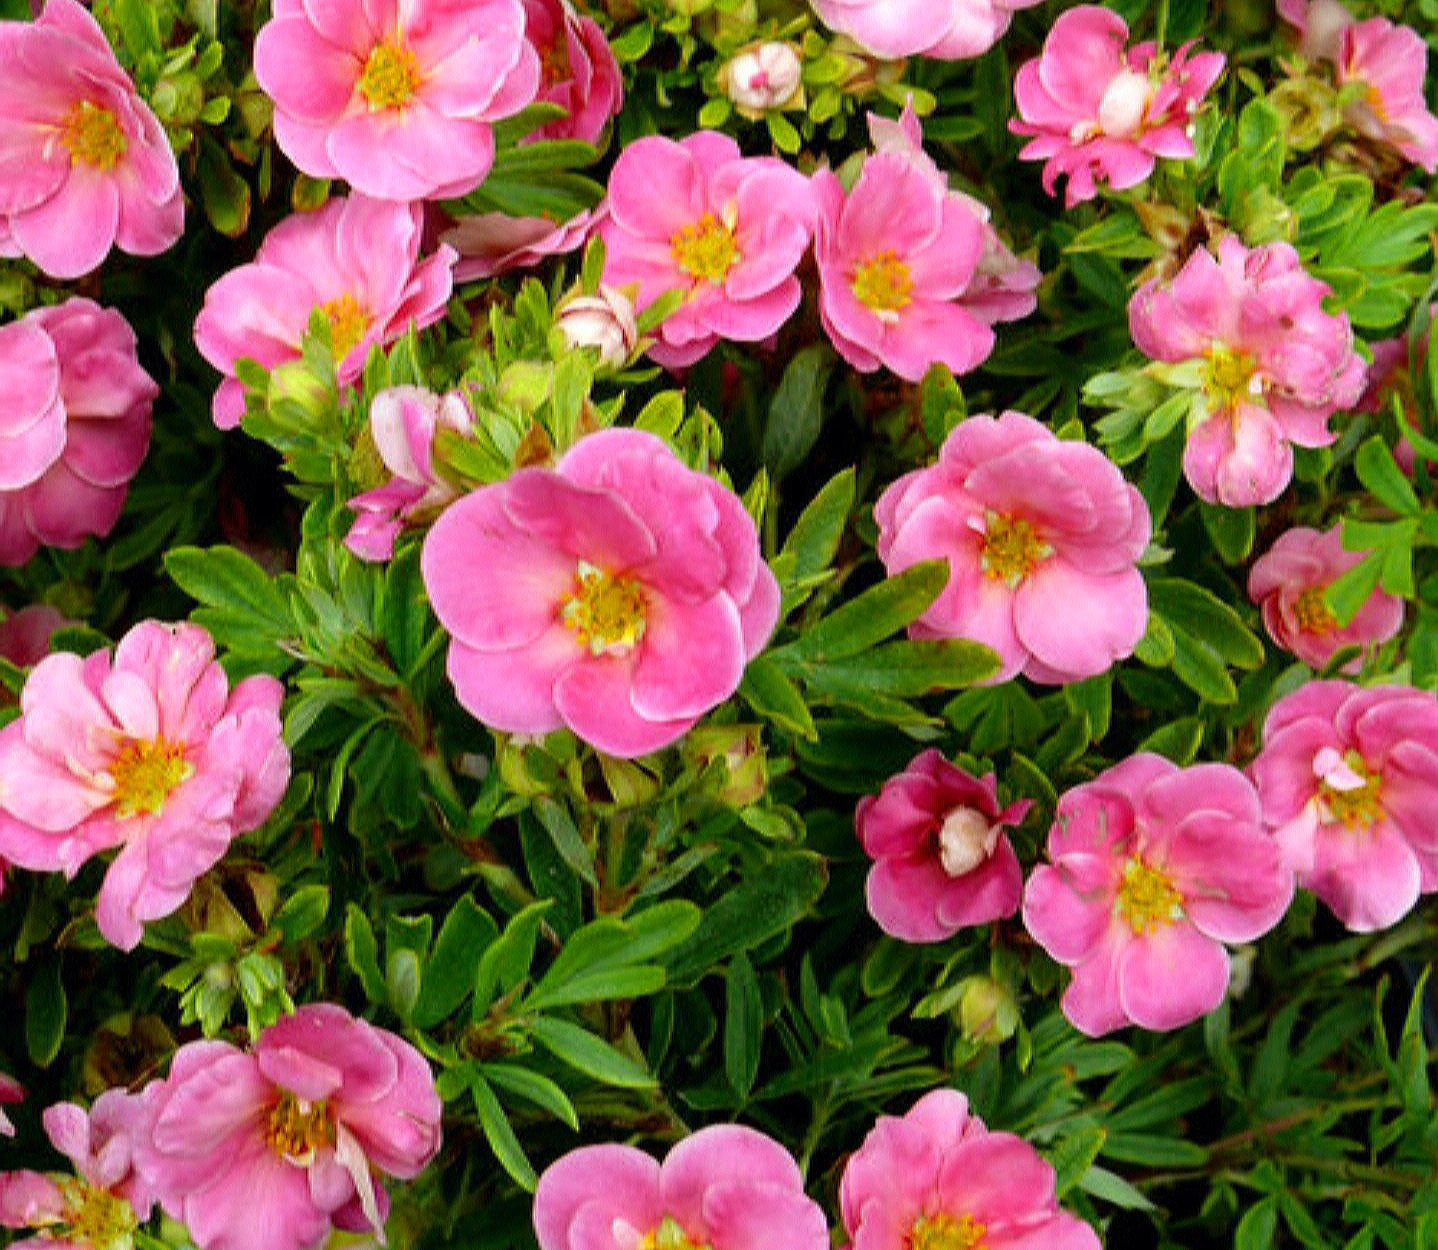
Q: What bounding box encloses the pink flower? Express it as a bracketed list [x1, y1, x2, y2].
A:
[0, 1073, 21, 1137]
[1278, 0, 1353, 61]
[0, 298, 155, 567]
[1129, 235, 1366, 507]
[808, 0, 1044, 61]
[254, 0, 539, 201]
[0, 606, 69, 669]
[194, 195, 456, 430]
[722, 42, 804, 116]
[1250, 681, 1438, 932]
[522, 0, 623, 144]
[839, 1089, 1100, 1250]
[422, 427, 780, 758]
[1010, 6, 1225, 207]
[0, 621, 289, 950]
[875, 411, 1150, 685]
[0, 0, 182, 278]
[133, 1004, 442, 1250]
[533, 1124, 828, 1250]
[345, 385, 472, 562]
[855, 749, 1030, 941]
[1247, 525, 1403, 671]
[597, 132, 814, 368]
[1023, 754, 1293, 1036]
[440, 207, 595, 283]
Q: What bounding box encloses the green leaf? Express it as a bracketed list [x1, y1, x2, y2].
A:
[1101, 1133, 1208, 1168]
[25, 955, 66, 1068]
[782, 561, 947, 663]
[471, 1075, 538, 1191]
[473, 901, 552, 1018]
[738, 654, 818, 739]
[1325, 550, 1383, 627]
[165, 546, 296, 667]
[344, 904, 387, 1004]
[795, 638, 1000, 701]
[724, 953, 763, 1099]
[525, 903, 699, 1010]
[1138, 716, 1204, 764]
[763, 345, 835, 481]
[1047, 1127, 1106, 1198]
[1354, 436, 1421, 516]
[1199, 503, 1256, 564]
[1148, 579, 1265, 669]
[1077, 1165, 1156, 1212]
[529, 1017, 655, 1088]
[272, 885, 330, 944]
[480, 1062, 579, 1131]
[413, 896, 499, 1028]
[779, 469, 855, 585]
[1236, 1198, 1279, 1250]
[531, 798, 597, 889]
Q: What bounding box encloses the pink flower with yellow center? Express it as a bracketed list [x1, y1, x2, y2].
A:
[0, 621, 289, 950]
[1010, 5, 1225, 207]
[0, 0, 182, 278]
[254, 0, 540, 201]
[132, 1004, 442, 1250]
[808, 0, 1044, 62]
[839, 1089, 1100, 1250]
[533, 1124, 829, 1250]
[193, 195, 456, 430]
[597, 132, 814, 368]
[1023, 754, 1293, 1036]
[1250, 681, 1438, 933]
[875, 411, 1150, 685]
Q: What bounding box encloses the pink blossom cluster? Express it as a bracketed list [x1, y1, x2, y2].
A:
[0, 621, 289, 949]
[876, 411, 1150, 685]
[1010, 6, 1225, 206]
[808, 0, 1044, 62]
[1129, 235, 1367, 507]
[0, 298, 156, 566]
[0, 0, 182, 278]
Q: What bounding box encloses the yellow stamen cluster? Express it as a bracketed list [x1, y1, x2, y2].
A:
[1293, 585, 1339, 634]
[1203, 344, 1261, 414]
[359, 40, 422, 110]
[852, 251, 914, 318]
[980, 513, 1052, 586]
[1114, 856, 1184, 935]
[57, 1177, 137, 1250]
[639, 1216, 710, 1250]
[62, 101, 128, 171]
[319, 294, 369, 360]
[670, 213, 740, 284]
[909, 1211, 988, 1250]
[108, 737, 193, 820]
[1319, 752, 1383, 829]
[561, 562, 648, 654]
[265, 1091, 336, 1163]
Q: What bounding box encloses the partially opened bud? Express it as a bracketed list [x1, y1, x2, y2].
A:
[556, 285, 638, 367]
[722, 42, 803, 116]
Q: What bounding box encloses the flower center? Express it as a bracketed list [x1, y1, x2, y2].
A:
[319, 294, 369, 360]
[1316, 748, 1383, 829]
[909, 1212, 988, 1250]
[359, 39, 422, 110]
[61, 101, 127, 171]
[936, 807, 999, 878]
[1096, 67, 1154, 138]
[640, 1217, 709, 1250]
[1203, 345, 1262, 413]
[538, 32, 572, 87]
[265, 1091, 336, 1165]
[1293, 585, 1338, 634]
[56, 1177, 137, 1250]
[108, 736, 193, 820]
[1114, 856, 1183, 935]
[980, 512, 1052, 586]
[852, 251, 914, 319]
[561, 561, 648, 655]
[670, 213, 740, 284]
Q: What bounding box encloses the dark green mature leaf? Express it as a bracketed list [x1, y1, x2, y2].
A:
[1148, 580, 1265, 669]
[165, 545, 298, 669]
[473, 901, 552, 1017]
[344, 904, 387, 1004]
[781, 561, 947, 663]
[739, 655, 818, 739]
[763, 345, 835, 481]
[529, 1017, 654, 1088]
[525, 902, 700, 1010]
[779, 469, 856, 585]
[413, 897, 499, 1029]
[25, 955, 66, 1068]
[480, 1062, 579, 1131]
[724, 954, 763, 1099]
[796, 639, 1000, 700]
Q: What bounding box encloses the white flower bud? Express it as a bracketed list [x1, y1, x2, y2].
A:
[937, 806, 1001, 878]
[556, 285, 638, 368]
[724, 42, 802, 115]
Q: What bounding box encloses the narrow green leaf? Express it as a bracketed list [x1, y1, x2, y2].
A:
[780, 469, 856, 583]
[738, 655, 817, 739]
[473, 900, 552, 1018]
[344, 904, 387, 1004]
[1236, 1198, 1279, 1250]
[1047, 1128, 1106, 1198]
[797, 638, 1000, 700]
[1149, 579, 1264, 669]
[272, 885, 331, 944]
[25, 955, 66, 1068]
[413, 896, 499, 1028]
[480, 1062, 579, 1131]
[784, 561, 947, 663]
[724, 953, 763, 1099]
[470, 1075, 538, 1191]
[1077, 1166, 1156, 1212]
[529, 1017, 654, 1088]
[531, 798, 597, 889]
[763, 345, 834, 481]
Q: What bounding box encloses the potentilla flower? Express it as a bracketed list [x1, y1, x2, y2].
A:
[521, 0, 623, 144]
[0, 0, 182, 278]
[254, 0, 540, 201]
[0, 298, 155, 567]
[534, 1124, 829, 1250]
[0, 606, 69, 669]
[441, 207, 595, 283]
[1129, 234, 1366, 507]
[875, 411, 1150, 684]
[1250, 681, 1438, 932]
[0, 1073, 21, 1137]
[839, 1089, 1100, 1250]
[597, 132, 814, 368]
[1247, 525, 1403, 671]
[132, 1004, 442, 1250]
[856, 749, 1030, 942]
[808, 0, 1043, 61]
[193, 195, 456, 429]
[1023, 754, 1293, 1036]
[1010, 5, 1226, 207]
[345, 385, 473, 562]
[421, 427, 780, 759]
[0, 621, 289, 950]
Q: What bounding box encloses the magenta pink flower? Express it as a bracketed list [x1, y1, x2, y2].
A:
[194, 195, 456, 429]
[0, 0, 182, 278]
[346, 385, 472, 562]
[1250, 681, 1438, 932]
[855, 749, 1030, 942]
[0, 298, 155, 567]
[1023, 754, 1293, 1036]
[0, 1073, 21, 1137]
[1247, 525, 1403, 671]
[875, 411, 1150, 685]
[840, 1089, 1100, 1250]
[0, 606, 69, 669]
[522, 0, 623, 144]
[597, 132, 814, 368]
[808, 0, 1043, 61]
[0, 621, 289, 950]
[133, 1004, 442, 1250]
[534, 1124, 828, 1250]
[422, 427, 780, 758]
[1010, 6, 1225, 208]
[254, 0, 539, 201]
[1129, 235, 1367, 507]
[441, 207, 595, 283]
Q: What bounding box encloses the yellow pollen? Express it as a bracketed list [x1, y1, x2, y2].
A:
[980, 513, 1052, 586]
[1115, 856, 1184, 935]
[265, 1091, 336, 1163]
[1294, 585, 1339, 634]
[538, 33, 572, 87]
[562, 561, 648, 654]
[1203, 345, 1261, 413]
[318, 294, 369, 360]
[108, 737, 192, 820]
[640, 1217, 710, 1250]
[61, 101, 127, 171]
[909, 1212, 988, 1250]
[1319, 752, 1383, 829]
[670, 213, 740, 284]
[852, 251, 914, 316]
[56, 1177, 137, 1250]
[359, 39, 422, 110]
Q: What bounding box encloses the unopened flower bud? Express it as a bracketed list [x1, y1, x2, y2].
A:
[557, 285, 638, 367]
[956, 976, 1019, 1044]
[723, 42, 803, 116]
[937, 806, 1002, 877]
